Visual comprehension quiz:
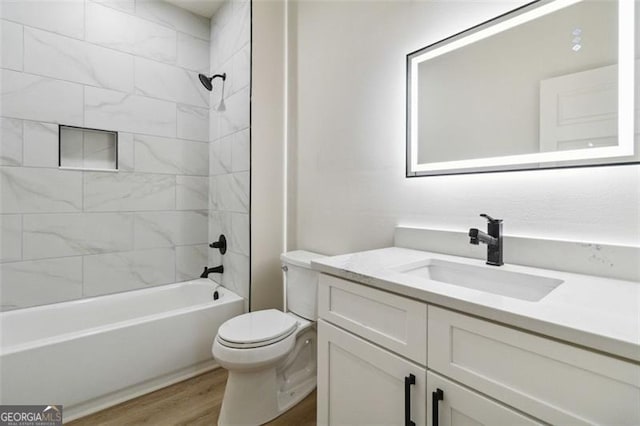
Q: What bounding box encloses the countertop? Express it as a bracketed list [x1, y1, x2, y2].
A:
[311, 247, 640, 363]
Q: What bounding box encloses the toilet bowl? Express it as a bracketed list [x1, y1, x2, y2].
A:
[212, 250, 324, 425]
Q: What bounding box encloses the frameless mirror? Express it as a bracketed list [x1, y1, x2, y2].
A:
[407, 0, 638, 177]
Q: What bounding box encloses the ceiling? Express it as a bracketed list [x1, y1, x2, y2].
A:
[164, 0, 224, 18]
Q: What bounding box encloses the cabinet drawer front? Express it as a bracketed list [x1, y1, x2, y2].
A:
[318, 320, 427, 426]
[427, 371, 542, 426]
[428, 306, 640, 425]
[318, 274, 427, 365]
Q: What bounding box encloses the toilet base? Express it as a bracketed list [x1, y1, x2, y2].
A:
[218, 328, 317, 425]
[218, 369, 316, 425]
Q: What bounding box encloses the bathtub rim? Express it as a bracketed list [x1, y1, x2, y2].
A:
[0, 281, 242, 356]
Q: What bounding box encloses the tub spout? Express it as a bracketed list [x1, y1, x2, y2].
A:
[201, 265, 224, 278]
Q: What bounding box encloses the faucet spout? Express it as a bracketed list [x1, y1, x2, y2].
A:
[469, 213, 503, 266]
[200, 265, 224, 278]
[468, 228, 497, 246]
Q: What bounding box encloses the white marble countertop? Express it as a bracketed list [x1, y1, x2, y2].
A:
[311, 247, 640, 363]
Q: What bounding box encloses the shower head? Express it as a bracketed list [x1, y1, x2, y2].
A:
[198, 73, 226, 92]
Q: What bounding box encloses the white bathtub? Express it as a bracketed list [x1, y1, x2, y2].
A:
[0, 279, 244, 421]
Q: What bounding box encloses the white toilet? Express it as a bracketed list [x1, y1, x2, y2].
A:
[212, 250, 324, 425]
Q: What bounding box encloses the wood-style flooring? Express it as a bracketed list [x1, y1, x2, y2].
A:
[67, 368, 316, 426]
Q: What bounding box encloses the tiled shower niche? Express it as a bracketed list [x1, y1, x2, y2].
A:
[59, 125, 118, 171]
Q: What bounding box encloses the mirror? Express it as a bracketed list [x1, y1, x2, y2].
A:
[407, 0, 638, 177]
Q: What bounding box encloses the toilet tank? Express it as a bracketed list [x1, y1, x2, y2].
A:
[281, 250, 325, 320]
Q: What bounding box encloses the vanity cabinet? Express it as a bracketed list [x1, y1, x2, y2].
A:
[317, 273, 640, 426]
[317, 273, 428, 425]
[317, 320, 426, 425]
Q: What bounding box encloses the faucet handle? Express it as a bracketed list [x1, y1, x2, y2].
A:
[480, 213, 501, 223]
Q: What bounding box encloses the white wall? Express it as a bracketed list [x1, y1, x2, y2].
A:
[291, 0, 640, 257]
[251, 0, 287, 311]
[0, 0, 211, 310]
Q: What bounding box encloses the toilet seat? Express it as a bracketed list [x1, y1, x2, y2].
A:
[217, 309, 298, 349]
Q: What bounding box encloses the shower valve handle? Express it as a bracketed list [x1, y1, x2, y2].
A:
[209, 235, 227, 255]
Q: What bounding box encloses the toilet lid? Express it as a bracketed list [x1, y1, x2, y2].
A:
[217, 309, 298, 347]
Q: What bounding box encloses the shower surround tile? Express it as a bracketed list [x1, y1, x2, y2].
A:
[135, 0, 210, 41]
[1, 69, 83, 125]
[1, 0, 84, 39]
[208, 0, 251, 306]
[134, 135, 209, 176]
[0, 257, 83, 310]
[230, 213, 250, 256]
[176, 244, 208, 281]
[85, 86, 176, 138]
[222, 252, 250, 300]
[176, 176, 209, 210]
[215, 172, 249, 213]
[86, 2, 177, 64]
[0, 167, 82, 214]
[1, 20, 23, 71]
[214, 86, 250, 139]
[135, 57, 209, 108]
[90, 0, 136, 14]
[177, 104, 209, 142]
[177, 33, 210, 72]
[134, 210, 208, 249]
[231, 129, 250, 172]
[0, 0, 246, 310]
[1, 215, 22, 263]
[24, 27, 134, 93]
[23, 121, 58, 168]
[0, 118, 23, 166]
[217, 44, 250, 98]
[210, 135, 232, 175]
[84, 172, 176, 212]
[83, 248, 176, 296]
[118, 133, 135, 171]
[22, 213, 134, 260]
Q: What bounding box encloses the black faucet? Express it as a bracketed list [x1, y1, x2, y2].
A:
[200, 265, 224, 278]
[468, 213, 503, 266]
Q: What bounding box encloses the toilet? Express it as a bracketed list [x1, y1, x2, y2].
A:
[212, 250, 324, 425]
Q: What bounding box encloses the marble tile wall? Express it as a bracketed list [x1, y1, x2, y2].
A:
[0, 0, 213, 310]
[207, 0, 251, 304]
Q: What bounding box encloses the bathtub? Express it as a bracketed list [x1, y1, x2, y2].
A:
[0, 279, 244, 421]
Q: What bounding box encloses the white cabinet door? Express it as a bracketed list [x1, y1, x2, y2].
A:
[428, 306, 640, 425]
[427, 372, 542, 426]
[317, 320, 427, 426]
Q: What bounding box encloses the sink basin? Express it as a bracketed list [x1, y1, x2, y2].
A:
[394, 259, 563, 301]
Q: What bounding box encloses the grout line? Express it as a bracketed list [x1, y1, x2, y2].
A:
[81, 169, 85, 212]
[83, 0, 87, 41]
[21, 23, 25, 72]
[20, 213, 24, 262]
[81, 255, 85, 296]
[0, 161, 210, 177]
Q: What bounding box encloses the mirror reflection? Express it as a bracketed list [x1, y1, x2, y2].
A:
[407, 0, 638, 176]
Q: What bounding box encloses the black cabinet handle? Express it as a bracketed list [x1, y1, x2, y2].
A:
[404, 374, 416, 426]
[432, 388, 444, 426]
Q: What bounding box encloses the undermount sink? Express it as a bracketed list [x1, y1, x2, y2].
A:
[393, 259, 563, 302]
